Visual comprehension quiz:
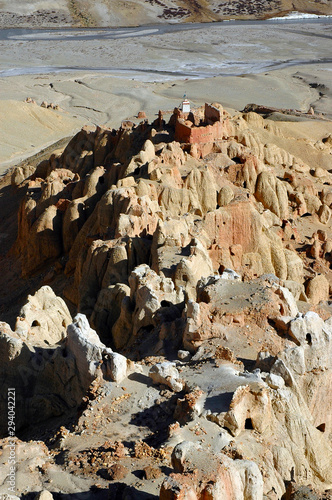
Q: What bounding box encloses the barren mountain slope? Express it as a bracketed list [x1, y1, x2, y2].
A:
[0, 0, 331, 27]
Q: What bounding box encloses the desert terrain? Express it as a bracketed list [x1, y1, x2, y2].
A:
[0, 0, 331, 27]
[0, 9, 332, 500]
[0, 19, 331, 169]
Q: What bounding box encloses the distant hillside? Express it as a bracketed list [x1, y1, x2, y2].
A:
[0, 0, 331, 28]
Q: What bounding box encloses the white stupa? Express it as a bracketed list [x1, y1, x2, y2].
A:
[180, 94, 190, 113]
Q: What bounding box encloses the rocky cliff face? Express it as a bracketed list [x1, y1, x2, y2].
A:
[1, 104, 332, 499]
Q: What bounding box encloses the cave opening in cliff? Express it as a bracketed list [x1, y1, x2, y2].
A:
[245, 418, 254, 430]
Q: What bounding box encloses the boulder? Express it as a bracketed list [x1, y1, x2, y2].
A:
[218, 185, 234, 207]
[255, 171, 289, 219]
[159, 441, 263, 500]
[306, 274, 330, 305]
[11, 164, 36, 187]
[174, 239, 214, 300]
[35, 492, 54, 500]
[288, 311, 325, 346]
[14, 286, 72, 346]
[318, 203, 331, 224]
[0, 323, 23, 363]
[149, 362, 184, 392]
[66, 313, 127, 384]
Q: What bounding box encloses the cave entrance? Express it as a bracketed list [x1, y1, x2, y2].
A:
[245, 418, 254, 430]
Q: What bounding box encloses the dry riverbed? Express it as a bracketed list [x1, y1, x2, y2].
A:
[0, 19, 331, 171]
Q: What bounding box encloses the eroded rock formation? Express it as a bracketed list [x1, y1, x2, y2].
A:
[1, 103, 332, 499]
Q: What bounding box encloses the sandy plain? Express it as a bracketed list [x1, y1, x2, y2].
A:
[0, 19, 331, 171]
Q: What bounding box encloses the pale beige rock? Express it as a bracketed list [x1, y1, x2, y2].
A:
[140, 139, 155, 164]
[129, 264, 183, 336]
[14, 286, 72, 346]
[93, 126, 113, 167]
[304, 193, 322, 214]
[284, 248, 304, 283]
[223, 384, 272, 436]
[242, 252, 264, 276]
[19, 203, 63, 276]
[11, 164, 36, 187]
[306, 274, 330, 305]
[174, 239, 214, 300]
[320, 187, 332, 207]
[313, 166, 326, 178]
[66, 313, 128, 383]
[217, 185, 234, 207]
[0, 323, 23, 363]
[161, 441, 264, 500]
[35, 491, 54, 500]
[242, 111, 265, 128]
[282, 279, 306, 301]
[62, 198, 86, 253]
[255, 171, 289, 219]
[117, 175, 136, 188]
[112, 294, 134, 349]
[185, 166, 217, 214]
[112, 264, 184, 349]
[149, 362, 184, 392]
[318, 203, 331, 224]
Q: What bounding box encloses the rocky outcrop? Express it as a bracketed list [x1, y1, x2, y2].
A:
[203, 311, 332, 497]
[2, 103, 332, 498]
[183, 274, 298, 352]
[112, 264, 184, 350]
[160, 441, 263, 500]
[14, 286, 71, 346]
[14, 104, 330, 324]
[0, 294, 129, 436]
[149, 362, 185, 392]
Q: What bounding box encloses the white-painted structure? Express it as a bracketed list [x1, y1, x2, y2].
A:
[181, 99, 190, 113]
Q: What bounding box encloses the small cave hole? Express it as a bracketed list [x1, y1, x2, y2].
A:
[316, 423, 325, 432]
[232, 156, 242, 164]
[279, 303, 285, 316]
[31, 320, 41, 327]
[142, 324, 154, 333]
[99, 176, 105, 184]
[161, 300, 172, 307]
[306, 333, 312, 346]
[245, 418, 254, 430]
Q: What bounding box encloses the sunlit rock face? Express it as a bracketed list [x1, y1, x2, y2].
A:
[2, 103, 332, 499]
